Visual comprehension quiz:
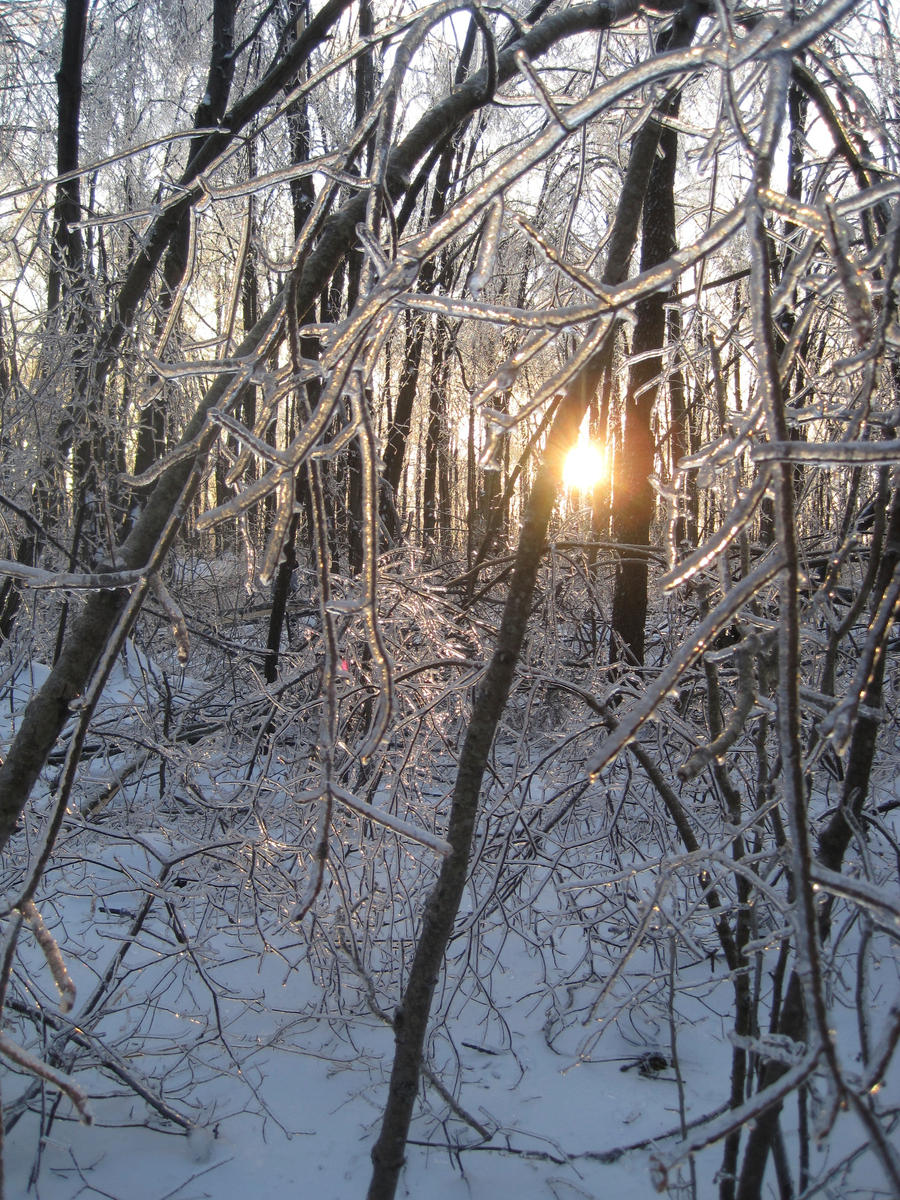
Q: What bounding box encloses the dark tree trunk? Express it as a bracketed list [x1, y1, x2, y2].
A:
[0, 0, 89, 641]
[380, 150, 457, 533]
[0, 0, 90, 643]
[133, 0, 237, 483]
[667, 306, 693, 548]
[610, 89, 680, 666]
[343, 0, 376, 574]
[263, 0, 322, 678]
[47, 0, 89, 318]
[422, 315, 448, 549]
[380, 20, 482, 537]
[0, 0, 690, 880]
[367, 381, 596, 1200]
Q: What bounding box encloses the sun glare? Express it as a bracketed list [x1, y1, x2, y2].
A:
[563, 441, 608, 492]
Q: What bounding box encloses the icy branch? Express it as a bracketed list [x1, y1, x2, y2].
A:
[0, 1031, 92, 1124]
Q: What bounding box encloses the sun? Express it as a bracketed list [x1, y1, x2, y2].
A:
[563, 441, 608, 492]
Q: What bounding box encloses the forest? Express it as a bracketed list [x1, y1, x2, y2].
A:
[0, 0, 899, 1196]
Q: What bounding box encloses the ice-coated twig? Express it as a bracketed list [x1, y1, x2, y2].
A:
[862, 1002, 900, 1095]
[404, 203, 747, 334]
[195, 461, 288, 532]
[818, 561, 900, 750]
[512, 212, 604, 297]
[118, 438, 204, 487]
[586, 552, 785, 778]
[150, 574, 190, 664]
[649, 1050, 819, 1192]
[662, 473, 771, 590]
[225, 378, 295, 487]
[0, 126, 219, 206]
[400, 291, 604, 328]
[753, 439, 900, 465]
[824, 199, 875, 349]
[579, 873, 670, 1039]
[201, 152, 340, 202]
[758, 186, 830, 236]
[13, 453, 209, 914]
[678, 635, 760, 781]
[6, 997, 198, 1131]
[257, 471, 297, 587]
[19, 899, 76, 1013]
[294, 782, 451, 857]
[329, 782, 451, 857]
[0, 1031, 92, 1124]
[348, 353, 394, 763]
[514, 47, 570, 129]
[208, 407, 294, 468]
[152, 204, 198, 360]
[745, 53, 850, 1134]
[0, 560, 147, 591]
[808, 864, 900, 933]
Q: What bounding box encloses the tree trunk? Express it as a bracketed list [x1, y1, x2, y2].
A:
[0, 0, 89, 641]
[610, 89, 680, 666]
[47, 0, 88, 318]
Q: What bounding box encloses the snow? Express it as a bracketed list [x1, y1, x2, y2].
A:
[2, 631, 897, 1200]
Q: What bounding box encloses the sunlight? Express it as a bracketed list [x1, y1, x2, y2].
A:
[562, 440, 608, 492]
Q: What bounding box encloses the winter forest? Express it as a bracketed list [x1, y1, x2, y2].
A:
[1, 0, 899, 1196]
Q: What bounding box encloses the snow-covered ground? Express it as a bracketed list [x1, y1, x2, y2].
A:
[3, 627, 898, 1200]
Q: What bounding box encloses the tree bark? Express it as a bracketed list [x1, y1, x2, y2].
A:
[610, 81, 681, 666]
[47, 0, 89, 318]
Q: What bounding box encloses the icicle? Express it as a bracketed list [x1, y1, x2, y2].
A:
[468, 198, 504, 299]
[824, 199, 874, 349]
[150, 574, 190, 664]
[258, 473, 296, 587]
